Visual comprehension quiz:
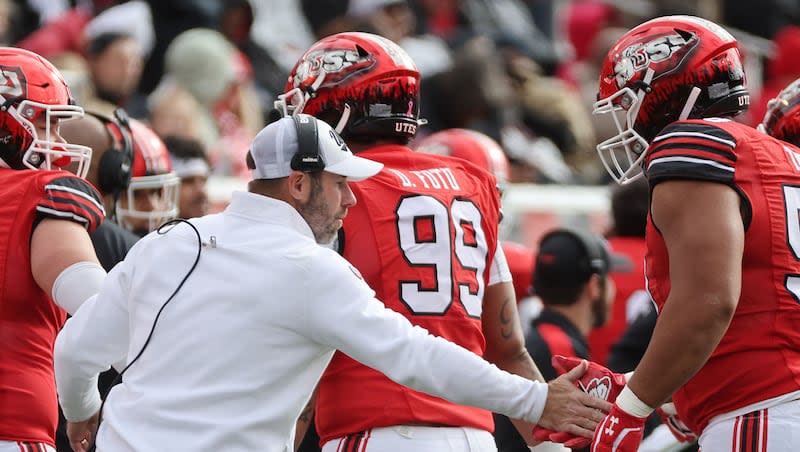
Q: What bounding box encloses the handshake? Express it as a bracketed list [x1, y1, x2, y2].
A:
[533, 356, 697, 451]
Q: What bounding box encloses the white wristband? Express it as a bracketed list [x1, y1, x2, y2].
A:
[616, 385, 654, 418]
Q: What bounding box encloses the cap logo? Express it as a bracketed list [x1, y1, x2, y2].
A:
[539, 253, 556, 264]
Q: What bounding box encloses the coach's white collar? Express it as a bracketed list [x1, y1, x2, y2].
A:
[225, 191, 315, 240]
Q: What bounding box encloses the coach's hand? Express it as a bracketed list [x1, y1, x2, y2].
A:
[66, 411, 99, 452]
[536, 360, 613, 439]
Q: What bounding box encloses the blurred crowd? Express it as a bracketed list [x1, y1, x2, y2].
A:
[3, 0, 798, 187]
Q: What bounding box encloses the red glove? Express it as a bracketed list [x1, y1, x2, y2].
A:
[532, 428, 592, 448]
[590, 403, 647, 452]
[552, 355, 628, 403]
[532, 356, 629, 448]
[656, 402, 698, 443]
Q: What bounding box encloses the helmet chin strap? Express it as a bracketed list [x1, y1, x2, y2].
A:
[679, 87, 702, 120]
[334, 104, 351, 134]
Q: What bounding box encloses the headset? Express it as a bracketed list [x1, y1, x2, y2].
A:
[289, 113, 325, 173]
[90, 108, 135, 199]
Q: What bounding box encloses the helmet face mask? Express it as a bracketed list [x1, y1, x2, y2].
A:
[0, 49, 91, 177]
[760, 78, 800, 147]
[592, 16, 749, 184]
[276, 32, 423, 142]
[116, 173, 180, 233]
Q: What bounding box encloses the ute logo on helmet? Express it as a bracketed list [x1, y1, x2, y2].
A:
[613, 32, 699, 89]
[0, 66, 25, 100]
[293, 49, 375, 89]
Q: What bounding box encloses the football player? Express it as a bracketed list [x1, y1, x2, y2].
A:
[277, 32, 608, 451]
[546, 15, 800, 452]
[0, 47, 106, 452]
[114, 119, 179, 236]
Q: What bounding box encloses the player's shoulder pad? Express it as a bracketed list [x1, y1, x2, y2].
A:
[646, 119, 740, 186]
[653, 118, 738, 151]
[36, 174, 106, 232]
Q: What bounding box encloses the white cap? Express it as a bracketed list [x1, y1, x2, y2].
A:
[249, 115, 383, 181]
[84, 0, 155, 57]
[347, 0, 406, 18]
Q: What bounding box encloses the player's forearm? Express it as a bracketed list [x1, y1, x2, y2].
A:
[294, 387, 318, 451]
[487, 347, 545, 383]
[627, 292, 735, 408]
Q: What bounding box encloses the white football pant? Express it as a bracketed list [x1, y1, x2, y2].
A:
[321, 425, 497, 452]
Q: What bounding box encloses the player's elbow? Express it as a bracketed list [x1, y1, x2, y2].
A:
[484, 337, 528, 368]
[699, 292, 737, 329]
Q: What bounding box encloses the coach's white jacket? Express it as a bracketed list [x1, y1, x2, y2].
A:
[55, 191, 548, 452]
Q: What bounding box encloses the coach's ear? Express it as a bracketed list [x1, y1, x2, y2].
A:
[287, 171, 313, 204]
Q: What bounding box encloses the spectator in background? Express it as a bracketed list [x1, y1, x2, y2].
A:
[164, 135, 210, 219]
[348, 0, 455, 81]
[161, 28, 262, 179]
[220, 0, 287, 108]
[495, 228, 627, 452]
[17, 1, 153, 118]
[14, 0, 111, 58]
[588, 177, 649, 366]
[748, 25, 800, 127]
[83, 32, 146, 116]
[147, 79, 204, 141]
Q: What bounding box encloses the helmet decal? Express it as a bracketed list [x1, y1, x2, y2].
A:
[0, 66, 27, 99]
[611, 32, 699, 90]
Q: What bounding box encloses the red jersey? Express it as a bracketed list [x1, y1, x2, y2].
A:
[643, 119, 800, 433]
[316, 144, 502, 443]
[588, 237, 647, 366]
[0, 169, 104, 445]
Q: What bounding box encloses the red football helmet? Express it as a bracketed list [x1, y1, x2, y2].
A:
[0, 47, 91, 177]
[275, 32, 423, 142]
[116, 119, 180, 234]
[414, 128, 510, 192]
[759, 77, 800, 147]
[593, 16, 749, 184]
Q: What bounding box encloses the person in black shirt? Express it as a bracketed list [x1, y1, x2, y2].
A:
[495, 228, 627, 452]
